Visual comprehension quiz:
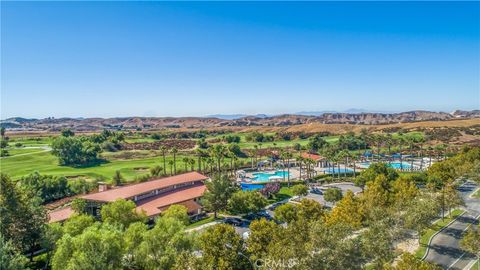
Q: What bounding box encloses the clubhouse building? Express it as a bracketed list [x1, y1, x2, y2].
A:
[48, 172, 209, 223]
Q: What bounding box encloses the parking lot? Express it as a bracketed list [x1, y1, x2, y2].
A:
[192, 182, 362, 238]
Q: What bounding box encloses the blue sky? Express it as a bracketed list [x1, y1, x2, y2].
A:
[1, 1, 479, 118]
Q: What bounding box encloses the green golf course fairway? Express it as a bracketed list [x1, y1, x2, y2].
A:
[1, 150, 190, 181]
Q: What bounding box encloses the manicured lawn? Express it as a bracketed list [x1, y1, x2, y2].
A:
[415, 209, 465, 259]
[392, 131, 424, 141]
[8, 136, 52, 146]
[186, 216, 216, 229]
[5, 147, 47, 156]
[237, 135, 339, 149]
[0, 150, 198, 181]
[0, 148, 252, 183]
[267, 186, 297, 203]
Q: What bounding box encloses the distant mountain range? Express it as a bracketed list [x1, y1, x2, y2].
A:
[208, 109, 393, 119]
[2, 110, 479, 132]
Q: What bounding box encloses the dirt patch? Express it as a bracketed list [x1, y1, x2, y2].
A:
[133, 167, 149, 172]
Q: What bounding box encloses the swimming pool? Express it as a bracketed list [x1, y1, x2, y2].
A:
[323, 168, 354, 174]
[240, 183, 265, 191]
[252, 171, 289, 182]
[359, 162, 412, 169]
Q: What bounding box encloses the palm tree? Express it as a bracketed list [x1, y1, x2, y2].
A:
[306, 158, 315, 181]
[338, 150, 350, 178]
[159, 145, 167, 176]
[351, 153, 358, 178]
[397, 135, 405, 171]
[375, 134, 384, 162]
[232, 155, 238, 176]
[112, 170, 123, 186]
[226, 148, 236, 176]
[321, 146, 334, 176]
[284, 151, 293, 186]
[189, 158, 195, 171]
[170, 147, 178, 175]
[253, 144, 259, 168]
[360, 128, 369, 155]
[427, 146, 434, 168]
[385, 134, 393, 164]
[206, 157, 214, 174]
[183, 157, 189, 172]
[168, 160, 174, 175]
[210, 144, 225, 174]
[297, 155, 304, 183]
[196, 148, 204, 172]
[280, 150, 287, 182]
[406, 137, 416, 171]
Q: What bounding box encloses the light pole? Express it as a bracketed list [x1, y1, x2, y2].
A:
[225, 244, 256, 269]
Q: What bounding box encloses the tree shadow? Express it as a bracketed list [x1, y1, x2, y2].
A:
[62, 159, 110, 168]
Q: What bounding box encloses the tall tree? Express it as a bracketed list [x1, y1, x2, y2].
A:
[324, 188, 343, 205]
[0, 174, 47, 259]
[198, 224, 249, 270]
[460, 226, 480, 270]
[227, 191, 267, 215]
[52, 225, 124, 270]
[0, 233, 28, 270]
[100, 199, 147, 229]
[246, 219, 279, 261]
[112, 170, 123, 186]
[202, 175, 237, 218]
[171, 147, 178, 175]
[159, 145, 167, 176]
[136, 217, 194, 269]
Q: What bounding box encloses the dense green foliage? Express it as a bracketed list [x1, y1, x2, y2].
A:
[0, 174, 47, 258]
[323, 188, 343, 203]
[51, 136, 102, 166]
[18, 172, 94, 203]
[227, 191, 268, 215]
[202, 175, 237, 218]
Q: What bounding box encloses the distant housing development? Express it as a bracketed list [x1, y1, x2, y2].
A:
[48, 172, 209, 223]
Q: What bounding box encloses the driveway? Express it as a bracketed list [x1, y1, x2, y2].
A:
[424, 180, 480, 269]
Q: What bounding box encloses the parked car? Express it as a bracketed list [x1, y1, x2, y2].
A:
[309, 187, 323, 195]
[267, 202, 285, 211]
[190, 213, 208, 222]
[223, 217, 244, 226]
[244, 211, 273, 221]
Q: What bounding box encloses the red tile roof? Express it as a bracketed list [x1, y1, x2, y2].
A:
[158, 200, 202, 215]
[136, 184, 206, 216]
[82, 172, 208, 202]
[48, 207, 74, 223]
[301, 153, 324, 161]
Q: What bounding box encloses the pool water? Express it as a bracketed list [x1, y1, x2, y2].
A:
[359, 162, 412, 169]
[388, 162, 412, 169]
[324, 168, 354, 174]
[241, 183, 265, 191]
[252, 171, 289, 182]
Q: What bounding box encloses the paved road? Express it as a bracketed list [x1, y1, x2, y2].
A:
[424, 181, 480, 269]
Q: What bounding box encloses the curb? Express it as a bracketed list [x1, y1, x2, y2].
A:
[464, 259, 478, 270]
[421, 210, 466, 261]
[469, 187, 480, 199]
